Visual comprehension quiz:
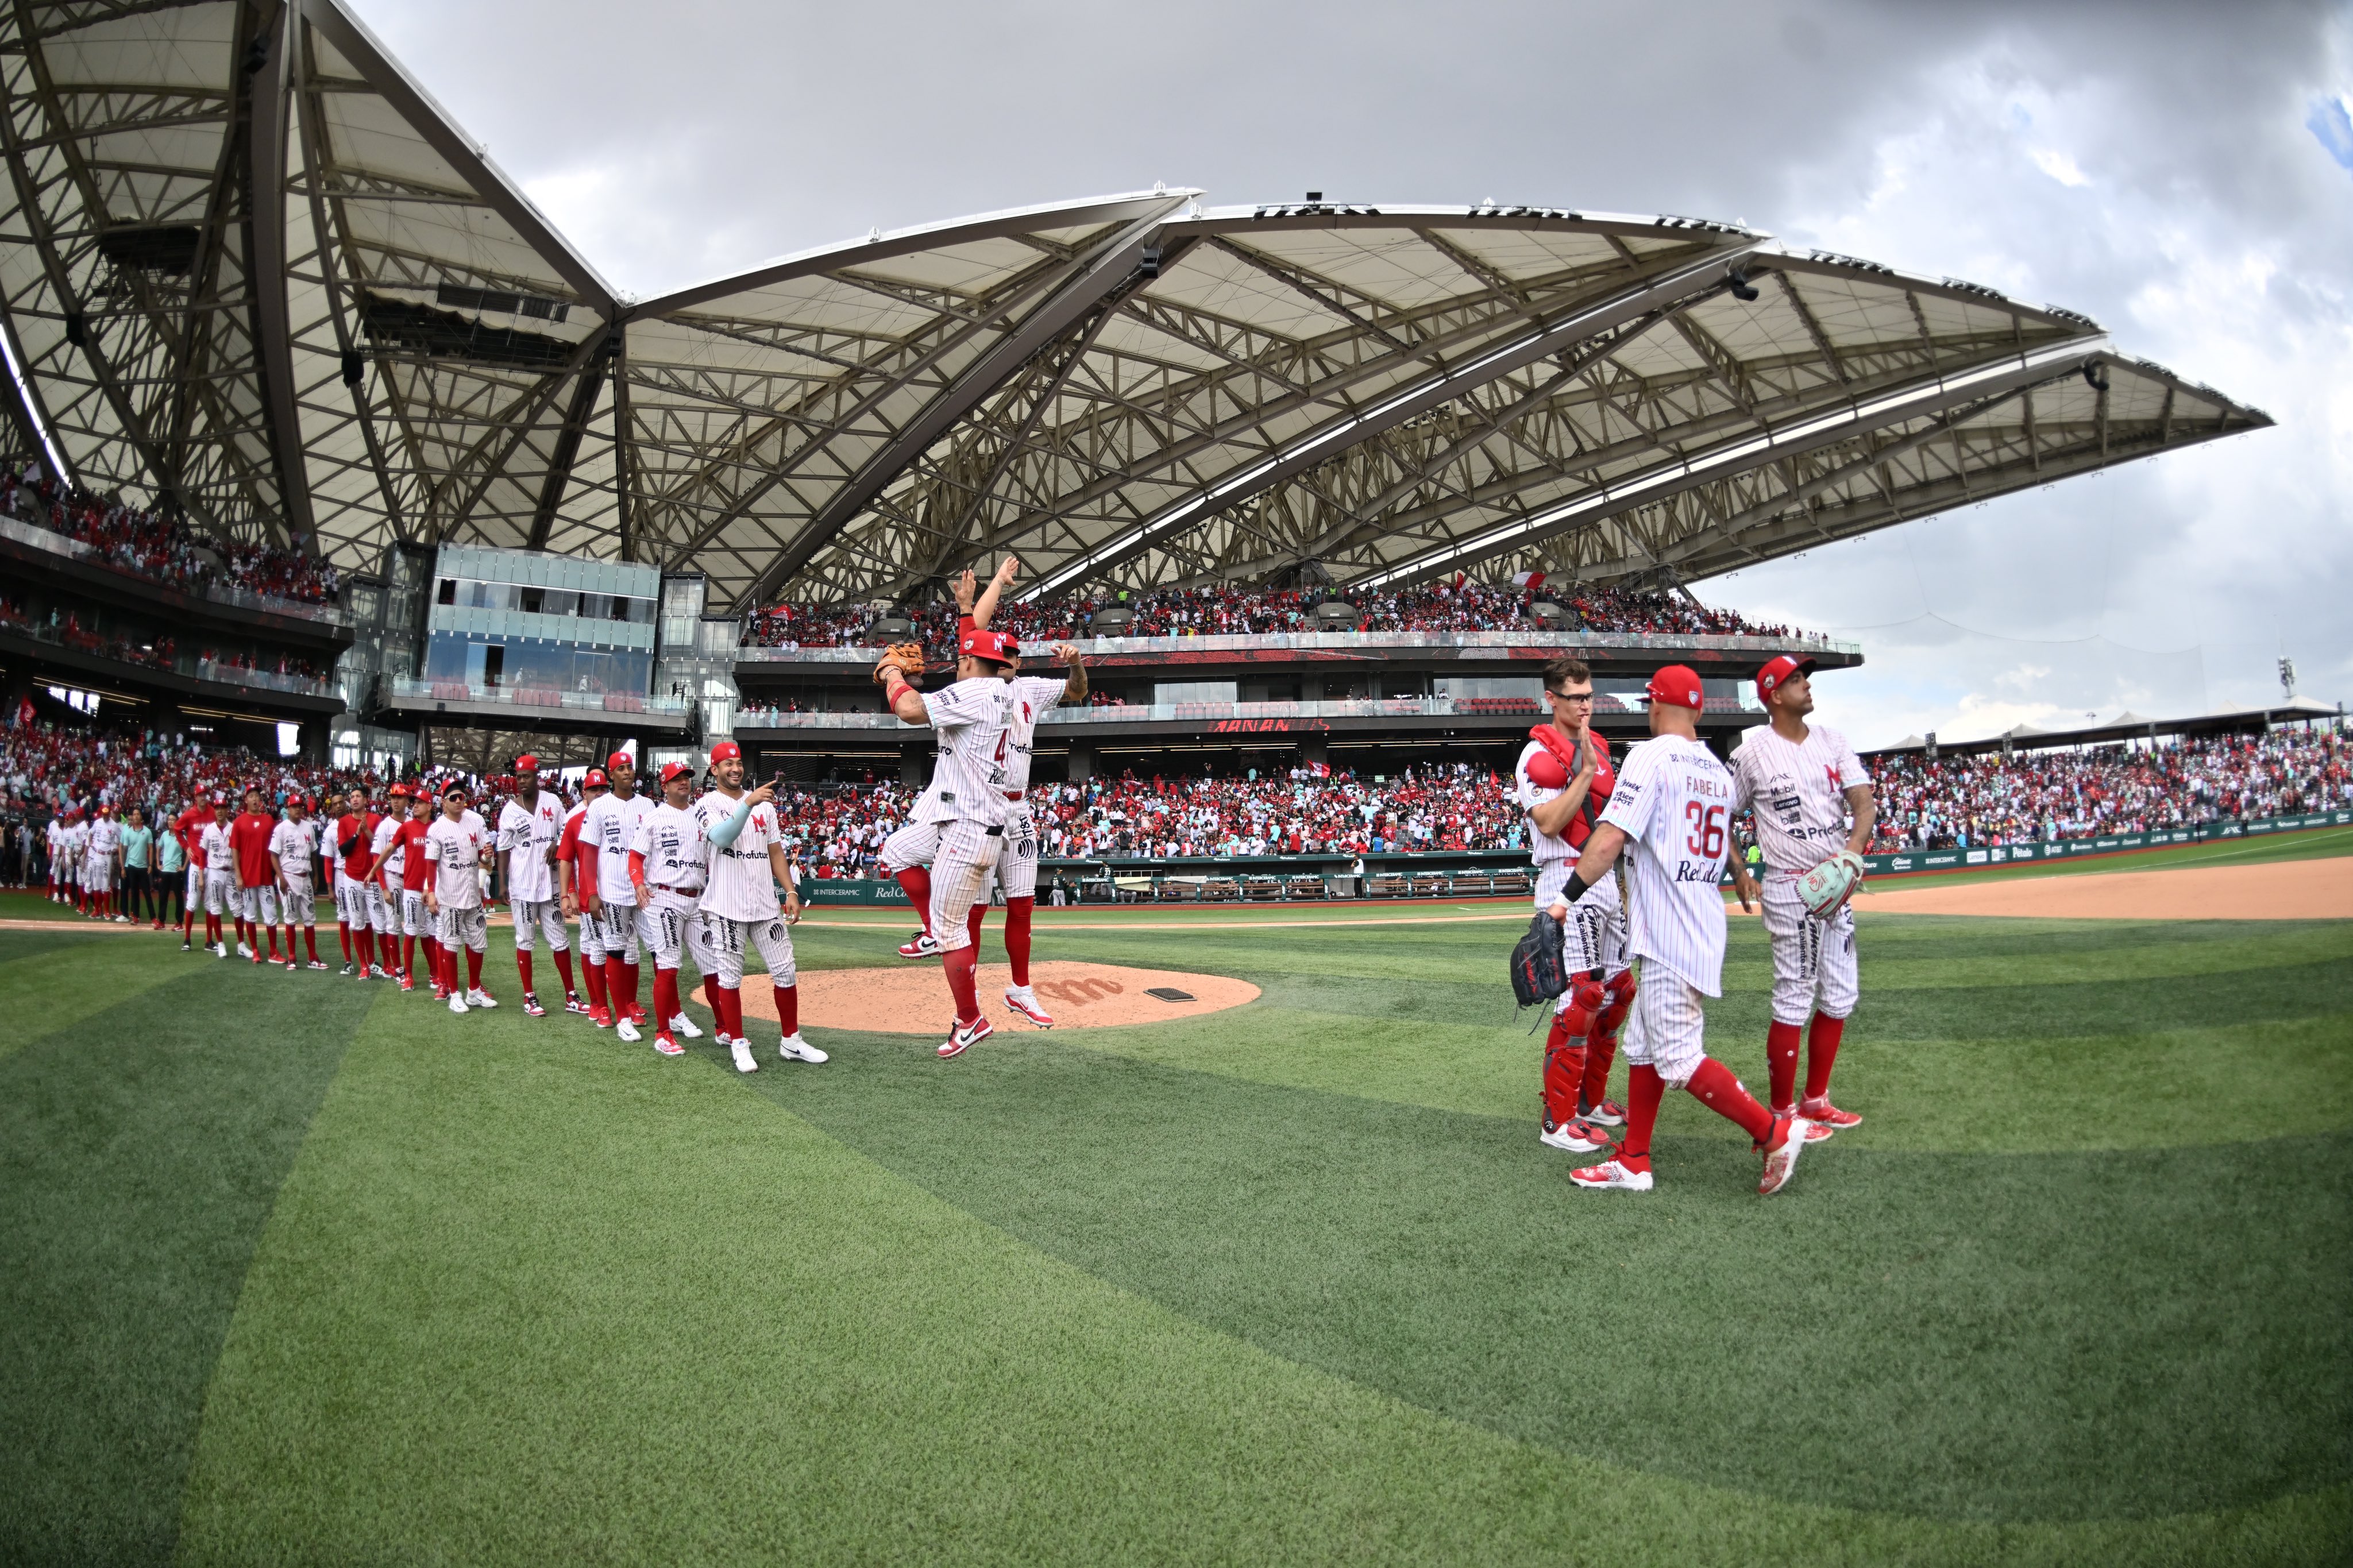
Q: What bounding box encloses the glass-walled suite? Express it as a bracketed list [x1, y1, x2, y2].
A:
[421, 633, 653, 697]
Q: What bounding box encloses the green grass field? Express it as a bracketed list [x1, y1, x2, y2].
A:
[2, 835, 2348, 1565]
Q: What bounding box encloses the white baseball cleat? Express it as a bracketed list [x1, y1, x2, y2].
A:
[448, 992, 469, 1014]
[668, 1012, 702, 1040]
[213, 942, 229, 959]
[937, 1017, 992, 1059]
[1759, 1117, 1812, 1196]
[730, 1037, 758, 1073]
[897, 930, 939, 959]
[614, 1017, 641, 1043]
[1569, 1157, 1654, 1192]
[1539, 1119, 1610, 1154]
[1002, 984, 1055, 1028]
[778, 1032, 828, 1064]
[237, 942, 253, 959]
[467, 988, 499, 1009]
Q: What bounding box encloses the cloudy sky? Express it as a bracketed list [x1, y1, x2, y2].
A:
[352, 0, 2351, 747]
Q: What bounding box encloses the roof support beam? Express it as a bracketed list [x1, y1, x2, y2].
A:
[1020, 245, 1763, 600]
[1349, 339, 2112, 592]
[526, 343, 610, 548]
[246, 0, 317, 544]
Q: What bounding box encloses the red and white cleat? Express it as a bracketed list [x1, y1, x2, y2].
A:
[1002, 984, 1055, 1028]
[1569, 1158, 1654, 1192]
[1799, 1095, 1862, 1131]
[562, 993, 589, 1015]
[399, 976, 415, 993]
[285, 960, 299, 972]
[1580, 1099, 1627, 1128]
[521, 993, 547, 1017]
[897, 930, 939, 959]
[653, 1030, 684, 1057]
[1539, 1118, 1611, 1154]
[588, 1005, 612, 1029]
[625, 1003, 647, 1026]
[1758, 1115, 1813, 1196]
[1772, 1107, 1837, 1142]
[307, 960, 329, 971]
[937, 1016, 992, 1059]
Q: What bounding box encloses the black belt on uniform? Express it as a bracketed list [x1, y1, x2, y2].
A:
[984, 825, 1004, 837]
[650, 882, 702, 894]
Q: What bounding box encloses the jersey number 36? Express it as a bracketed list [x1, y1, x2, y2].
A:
[1684, 801, 1726, 859]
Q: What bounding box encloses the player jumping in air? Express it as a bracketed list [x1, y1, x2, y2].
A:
[1728, 655, 1876, 1134]
[1551, 665, 1814, 1195]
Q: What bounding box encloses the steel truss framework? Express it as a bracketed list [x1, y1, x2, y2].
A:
[0, 0, 2273, 616]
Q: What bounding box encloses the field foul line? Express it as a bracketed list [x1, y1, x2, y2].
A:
[796, 912, 1533, 930]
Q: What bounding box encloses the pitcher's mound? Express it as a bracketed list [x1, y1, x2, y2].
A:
[698, 960, 1260, 1035]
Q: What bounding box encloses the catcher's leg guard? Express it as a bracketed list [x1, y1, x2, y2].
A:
[1545, 975, 1604, 1132]
[1582, 968, 1637, 1111]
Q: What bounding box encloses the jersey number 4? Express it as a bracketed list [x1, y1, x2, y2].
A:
[1684, 801, 1726, 859]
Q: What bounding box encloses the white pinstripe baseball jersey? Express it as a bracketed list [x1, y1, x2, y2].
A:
[627, 801, 707, 891]
[911, 677, 1019, 828]
[996, 674, 1070, 791]
[1730, 722, 1866, 874]
[691, 789, 786, 921]
[1599, 733, 1734, 996]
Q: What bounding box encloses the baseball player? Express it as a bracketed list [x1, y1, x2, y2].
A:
[693, 740, 818, 1073]
[230, 789, 281, 964]
[85, 805, 120, 921]
[578, 752, 656, 1040]
[1549, 665, 1813, 1195]
[1727, 655, 1876, 1133]
[388, 789, 435, 994]
[330, 785, 382, 976]
[423, 781, 496, 1013]
[559, 768, 611, 1019]
[877, 623, 1025, 1059]
[623, 762, 711, 1057]
[43, 808, 65, 904]
[955, 557, 1087, 1027]
[367, 790, 415, 979]
[57, 810, 86, 916]
[1515, 655, 1635, 1155]
[199, 796, 235, 957]
[495, 755, 576, 1018]
[173, 797, 209, 949]
[270, 795, 326, 969]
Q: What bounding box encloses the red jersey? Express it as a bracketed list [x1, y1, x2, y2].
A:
[229, 811, 277, 887]
[175, 805, 211, 868]
[558, 802, 589, 889]
[395, 816, 433, 893]
[335, 810, 381, 881]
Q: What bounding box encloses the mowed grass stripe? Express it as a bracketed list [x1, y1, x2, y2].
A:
[0, 937, 208, 1063]
[172, 981, 2352, 1566]
[0, 945, 373, 1567]
[775, 1033, 2353, 1527]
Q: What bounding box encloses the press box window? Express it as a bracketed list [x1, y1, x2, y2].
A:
[437, 578, 456, 605]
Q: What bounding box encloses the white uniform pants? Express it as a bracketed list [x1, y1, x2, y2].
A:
[999, 801, 1040, 901]
[362, 882, 392, 933]
[586, 899, 642, 964]
[204, 869, 235, 917]
[879, 818, 944, 876]
[402, 889, 431, 939]
[694, 910, 797, 989]
[511, 897, 569, 953]
[186, 864, 205, 912]
[334, 873, 369, 928]
[639, 889, 701, 970]
[1535, 858, 1630, 1009]
[437, 903, 488, 954]
[1621, 962, 1709, 1087]
[1762, 873, 1860, 1025]
[929, 818, 1004, 954]
[281, 875, 317, 926]
[84, 856, 113, 892]
[240, 885, 280, 926]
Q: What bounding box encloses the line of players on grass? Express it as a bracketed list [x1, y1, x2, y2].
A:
[1514, 652, 1873, 1198]
[66, 743, 823, 1075]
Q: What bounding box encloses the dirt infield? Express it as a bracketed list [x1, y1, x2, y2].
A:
[699, 960, 1261, 1035]
[1861, 854, 2353, 920]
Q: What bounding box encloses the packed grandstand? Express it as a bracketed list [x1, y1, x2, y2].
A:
[6, 721, 2343, 892]
[3, 465, 342, 608]
[741, 580, 1813, 650]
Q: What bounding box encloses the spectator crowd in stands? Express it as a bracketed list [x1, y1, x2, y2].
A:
[742, 579, 1811, 652]
[3, 463, 341, 608]
[1866, 729, 2350, 851]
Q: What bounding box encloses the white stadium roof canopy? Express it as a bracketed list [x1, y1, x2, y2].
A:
[0, 0, 2273, 613]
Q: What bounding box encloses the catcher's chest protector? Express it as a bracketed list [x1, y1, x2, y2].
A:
[1511, 912, 1571, 1008]
[1566, 747, 1617, 851]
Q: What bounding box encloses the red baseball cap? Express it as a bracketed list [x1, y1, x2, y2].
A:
[1756, 655, 1816, 702]
[440, 779, 470, 798]
[1645, 665, 1706, 710]
[512, 754, 539, 774]
[709, 740, 742, 763]
[959, 627, 1018, 665]
[657, 760, 693, 786]
[387, 782, 409, 800]
[583, 768, 610, 790]
[606, 750, 634, 771]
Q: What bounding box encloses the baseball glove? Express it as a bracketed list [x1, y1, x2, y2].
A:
[1795, 849, 1866, 918]
[871, 643, 925, 686]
